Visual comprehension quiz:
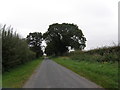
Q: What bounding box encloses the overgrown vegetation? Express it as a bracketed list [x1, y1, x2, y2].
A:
[67, 46, 119, 63]
[1, 25, 36, 72]
[53, 46, 119, 89]
[3, 58, 43, 88]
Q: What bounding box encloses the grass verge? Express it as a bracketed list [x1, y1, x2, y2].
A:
[53, 57, 118, 89]
[0, 74, 1, 88]
[2, 58, 43, 88]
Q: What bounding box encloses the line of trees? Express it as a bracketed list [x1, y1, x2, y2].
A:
[26, 23, 86, 56]
[2, 25, 36, 72]
[1, 23, 86, 71]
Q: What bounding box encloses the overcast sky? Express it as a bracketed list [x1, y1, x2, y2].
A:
[0, 0, 119, 50]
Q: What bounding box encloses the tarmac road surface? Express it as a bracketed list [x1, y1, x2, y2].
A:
[23, 59, 102, 88]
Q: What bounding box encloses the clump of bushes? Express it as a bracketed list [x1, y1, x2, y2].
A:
[67, 46, 120, 63]
[1, 25, 36, 72]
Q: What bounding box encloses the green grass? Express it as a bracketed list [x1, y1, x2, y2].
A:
[2, 58, 43, 88]
[53, 57, 118, 89]
[0, 74, 2, 87]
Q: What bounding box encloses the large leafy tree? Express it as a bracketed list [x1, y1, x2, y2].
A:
[43, 23, 86, 56]
[26, 32, 43, 58]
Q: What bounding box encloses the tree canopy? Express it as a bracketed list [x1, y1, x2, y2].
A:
[43, 23, 86, 56]
[26, 32, 43, 58]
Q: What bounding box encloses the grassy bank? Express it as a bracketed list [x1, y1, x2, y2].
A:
[53, 57, 118, 88]
[2, 58, 43, 88]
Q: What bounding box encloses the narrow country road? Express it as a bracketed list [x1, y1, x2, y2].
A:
[23, 59, 102, 88]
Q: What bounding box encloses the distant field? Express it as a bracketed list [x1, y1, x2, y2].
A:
[53, 57, 118, 88]
[2, 58, 43, 88]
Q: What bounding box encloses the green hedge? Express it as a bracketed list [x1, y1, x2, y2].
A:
[67, 46, 120, 63]
[1, 25, 36, 72]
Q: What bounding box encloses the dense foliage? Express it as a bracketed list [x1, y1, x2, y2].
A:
[2, 25, 36, 72]
[67, 46, 120, 63]
[26, 32, 43, 58]
[43, 23, 86, 56]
